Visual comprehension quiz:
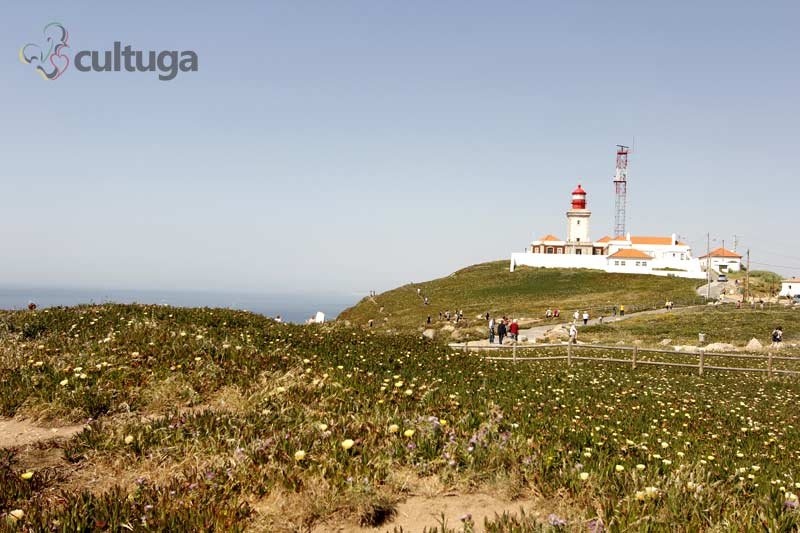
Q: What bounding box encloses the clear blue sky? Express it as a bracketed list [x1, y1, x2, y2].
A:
[2, 1, 799, 295]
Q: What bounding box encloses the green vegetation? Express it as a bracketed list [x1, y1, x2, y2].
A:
[582, 305, 800, 349]
[727, 270, 785, 297]
[338, 261, 704, 335]
[3, 304, 800, 530]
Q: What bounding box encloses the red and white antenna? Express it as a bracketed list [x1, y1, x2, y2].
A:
[613, 145, 630, 238]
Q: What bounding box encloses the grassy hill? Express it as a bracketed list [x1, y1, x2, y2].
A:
[338, 261, 705, 335]
[4, 304, 800, 530]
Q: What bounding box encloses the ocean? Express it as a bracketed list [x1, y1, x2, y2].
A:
[0, 287, 360, 324]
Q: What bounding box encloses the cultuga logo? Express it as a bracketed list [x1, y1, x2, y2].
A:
[20, 22, 198, 81]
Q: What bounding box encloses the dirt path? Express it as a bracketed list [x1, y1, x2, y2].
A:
[451, 305, 705, 348]
[0, 418, 85, 449]
[318, 493, 538, 532]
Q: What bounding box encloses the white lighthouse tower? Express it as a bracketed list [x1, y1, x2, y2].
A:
[566, 184, 592, 254]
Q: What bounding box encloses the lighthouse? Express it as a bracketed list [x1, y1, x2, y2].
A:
[566, 184, 591, 252]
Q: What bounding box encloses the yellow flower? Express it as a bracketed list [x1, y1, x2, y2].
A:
[440, 420, 448, 426]
[341, 439, 355, 450]
[59, 379, 69, 386]
[124, 435, 134, 445]
[662, 459, 672, 466]
[276, 386, 286, 393]
[615, 465, 625, 472]
[636, 464, 646, 471]
[317, 423, 328, 431]
[294, 450, 306, 461]
[403, 429, 415, 438]
[20, 471, 33, 480]
[635, 490, 646, 501]
[9, 509, 24, 521]
[388, 424, 399, 433]
[579, 472, 590, 480]
[404, 389, 413, 396]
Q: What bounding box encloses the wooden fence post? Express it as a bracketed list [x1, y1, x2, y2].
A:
[513, 342, 517, 365]
[768, 351, 773, 378]
[567, 342, 573, 366]
[632, 346, 637, 370]
[699, 351, 705, 376]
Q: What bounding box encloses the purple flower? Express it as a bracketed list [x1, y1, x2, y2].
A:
[587, 518, 605, 532]
[548, 513, 567, 527]
[460, 513, 472, 522]
[785, 499, 799, 510]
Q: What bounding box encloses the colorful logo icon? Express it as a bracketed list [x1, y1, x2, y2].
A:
[20, 22, 70, 80]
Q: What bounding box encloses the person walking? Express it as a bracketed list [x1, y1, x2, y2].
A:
[619, 304, 625, 317]
[582, 311, 589, 325]
[509, 319, 519, 342]
[545, 308, 552, 319]
[573, 310, 580, 322]
[553, 308, 560, 318]
[488, 317, 495, 344]
[426, 315, 431, 324]
[497, 320, 507, 345]
[772, 326, 783, 348]
[569, 323, 578, 344]
[612, 306, 617, 317]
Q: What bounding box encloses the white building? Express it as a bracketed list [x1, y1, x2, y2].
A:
[510, 184, 705, 279]
[698, 247, 742, 273]
[779, 278, 800, 298]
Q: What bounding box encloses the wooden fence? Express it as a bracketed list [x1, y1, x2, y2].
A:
[453, 342, 800, 377]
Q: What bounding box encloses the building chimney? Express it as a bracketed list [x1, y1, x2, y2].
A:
[672, 233, 677, 245]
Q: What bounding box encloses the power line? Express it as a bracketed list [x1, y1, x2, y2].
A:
[749, 260, 800, 271]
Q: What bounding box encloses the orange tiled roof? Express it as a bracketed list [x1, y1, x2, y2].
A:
[782, 278, 800, 283]
[608, 248, 654, 260]
[630, 236, 686, 246]
[537, 234, 561, 242]
[699, 247, 742, 259]
[596, 236, 611, 243]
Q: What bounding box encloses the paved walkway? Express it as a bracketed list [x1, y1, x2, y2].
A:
[452, 305, 705, 348]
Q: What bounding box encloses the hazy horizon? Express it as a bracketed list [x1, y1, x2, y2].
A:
[3, 1, 799, 295]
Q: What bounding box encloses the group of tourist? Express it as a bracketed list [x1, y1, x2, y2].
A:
[487, 315, 519, 345]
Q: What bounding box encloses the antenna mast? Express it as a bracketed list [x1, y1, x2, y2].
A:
[613, 145, 630, 237]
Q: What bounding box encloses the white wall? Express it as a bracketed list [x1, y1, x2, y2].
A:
[510, 252, 706, 279]
[510, 252, 606, 272]
[779, 282, 800, 297]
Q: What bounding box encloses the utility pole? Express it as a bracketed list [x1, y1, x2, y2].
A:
[706, 233, 712, 299]
[745, 249, 751, 302]
[733, 235, 739, 252]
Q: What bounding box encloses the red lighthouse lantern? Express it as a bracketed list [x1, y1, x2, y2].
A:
[571, 184, 587, 209]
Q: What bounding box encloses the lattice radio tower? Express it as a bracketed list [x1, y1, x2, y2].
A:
[613, 145, 630, 237]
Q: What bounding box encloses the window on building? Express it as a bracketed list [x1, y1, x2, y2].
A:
[557, 248, 563, 254]
[576, 249, 582, 255]
[576, 238, 581, 242]
[546, 247, 553, 254]
[614, 261, 620, 266]
[577, 220, 580, 225]
[621, 261, 626, 266]
[642, 262, 648, 267]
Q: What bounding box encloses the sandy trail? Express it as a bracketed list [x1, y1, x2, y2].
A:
[0, 417, 84, 449]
